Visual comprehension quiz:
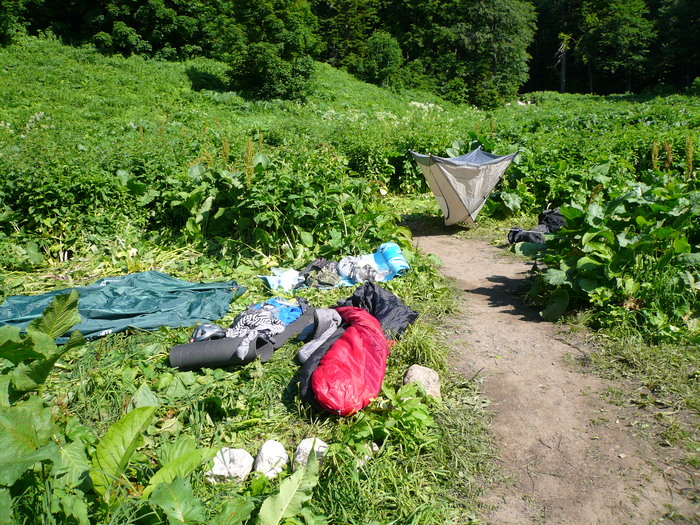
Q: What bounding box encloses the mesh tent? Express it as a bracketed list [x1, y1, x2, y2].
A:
[410, 148, 518, 225]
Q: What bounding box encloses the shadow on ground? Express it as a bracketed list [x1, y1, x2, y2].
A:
[465, 275, 542, 323]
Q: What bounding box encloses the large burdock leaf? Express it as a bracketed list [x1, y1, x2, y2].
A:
[540, 288, 569, 321]
[150, 476, 205, 524]
[55, 440, 91, 487]
[210, 497, 255, 525]
[0, 325, 42, 364]
[142, 447, 217, 499]
[0, 396, 60, 485]
[256, 456, 319, 525]
[90, 406, 156, 503]
[10, 330, 84, 393]
[1, 290, 85, 394]
[26, 290, 81, 340]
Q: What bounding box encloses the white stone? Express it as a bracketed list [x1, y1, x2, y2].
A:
[403, 364, 441, 398]
[254, 440, 289, 478]
[292, 437, 329, 471]
[205, 447, 254, 483]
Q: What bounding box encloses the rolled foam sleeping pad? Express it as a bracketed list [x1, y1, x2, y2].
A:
[169, 310, 316, 371]
[169, 335, 274, 370]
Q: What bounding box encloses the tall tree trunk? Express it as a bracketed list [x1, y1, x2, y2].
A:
[588, 63, 593, 94]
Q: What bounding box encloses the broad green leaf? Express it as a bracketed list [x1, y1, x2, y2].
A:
[158, 434, 198, 466]
[513, 242, 545, 257]
[500, 191, 522, 211]
[58, 491, 90, 525]
[127, 383, 161, 412]
[0, 325, 42, 364]
[582, 229, 614, 246]
[24, 242, 45, 265]
[257, 457, 319, 525]
[188, 164, 204, 181]
[581, 241, 614, 260]
[0, 376, 11, 407]
[673, 235, 691, 254]
[142, 447, 217, 498]
[678, 253, 700, 266]
[116, 169, 131, 186]
[10, 329, 84, 392]
[0, 441, 59, 486]
[559, 205, 585, 221]
[586, 203, 604, 225]
[652, 226, 676, 240]
[210, 497, 255, 525]
[299, 230, 314, 248]
[54, 440, 91, 487]
[90, 406, 156, 502]
[578, 278, 600, 293]
[542, 268, 568, 286]
[0, 488, 12, 523]
[26, 290, 81, 340]
[0, 396, 57, 462]
[150, 477, 205, 524]
[576, 256, 604, 273]
[253, 153, 270, 170]
[540, 289, 569, 322]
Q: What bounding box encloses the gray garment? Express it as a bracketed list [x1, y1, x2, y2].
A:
[297, 309, 343, 364]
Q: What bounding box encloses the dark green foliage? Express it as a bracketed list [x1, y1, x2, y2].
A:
[0, 0, 23, 45]
[377, 0, 537, 106]
[526, 173, 700, 342]
[310, 0, 380, 67]
[220, 0, 320, 100]
[656, 0, 700, 91]
[6, 0, 698, 101]
[578, 0, 656, 93]
[350, 30, 403, 87]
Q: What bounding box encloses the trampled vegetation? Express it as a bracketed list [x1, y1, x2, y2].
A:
[1, 35, 699, 524]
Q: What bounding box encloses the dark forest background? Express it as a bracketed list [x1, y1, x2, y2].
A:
[1, 0, 698, 107]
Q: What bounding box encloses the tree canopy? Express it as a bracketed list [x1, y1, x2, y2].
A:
[3, 0, 698, 103]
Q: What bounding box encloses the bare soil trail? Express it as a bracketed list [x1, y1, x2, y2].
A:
[412, 229, 699, 525]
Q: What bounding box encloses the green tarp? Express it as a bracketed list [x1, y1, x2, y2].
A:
[0, 271, 246, 342]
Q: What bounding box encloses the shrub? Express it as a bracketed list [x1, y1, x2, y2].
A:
[351, 31, 403, 87]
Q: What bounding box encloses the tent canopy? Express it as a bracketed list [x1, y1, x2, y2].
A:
[410, 148, 518, 225]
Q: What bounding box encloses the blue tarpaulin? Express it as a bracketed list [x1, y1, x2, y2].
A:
[0, 271, 246, 341]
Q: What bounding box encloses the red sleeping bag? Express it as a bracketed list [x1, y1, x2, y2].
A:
[310, 306, 390, 416]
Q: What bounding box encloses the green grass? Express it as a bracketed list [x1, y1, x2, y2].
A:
[584, 336, 700, 460]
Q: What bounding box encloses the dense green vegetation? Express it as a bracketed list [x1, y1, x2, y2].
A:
[2, 0, 699, 105]
[1, 34, 699, 524]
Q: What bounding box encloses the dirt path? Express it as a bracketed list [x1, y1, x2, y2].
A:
[413, 232, 698, 524]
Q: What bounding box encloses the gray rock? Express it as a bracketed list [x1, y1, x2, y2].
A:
[254, 440, 289, 478]
[292, 437, 329, 471]
[403, 364, 441, 398]
[205, 448, 254, 483]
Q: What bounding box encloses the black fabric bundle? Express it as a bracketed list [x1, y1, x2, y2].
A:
[335, 282, 419, 340]
[508, 208, 566, 244]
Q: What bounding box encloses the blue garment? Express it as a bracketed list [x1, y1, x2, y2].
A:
[251, 297, 303, 325]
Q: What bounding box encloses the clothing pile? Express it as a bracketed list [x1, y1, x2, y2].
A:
[170, 282, 418, 417]
[507, 208, 566, 244]
[260, 242, 410, 291]
[169, 297, 314, 370]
